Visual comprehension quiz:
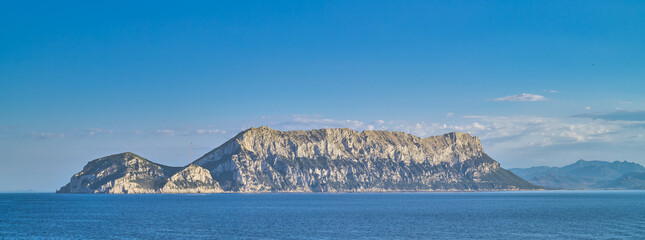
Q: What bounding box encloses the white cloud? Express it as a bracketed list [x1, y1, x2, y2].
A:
[155, 129, 175, 136]
[258, 115, 365, 130]
[149, 128, 229, 136]
[195, 129, 226, 135]
[548, 90, 560, 93]
[584, 106, 591, 110]
[30, 132, 65, 139]
[87, 128, 114, 136]
[472, 122, 486, 130]
[493, 93, 546, 102]
[462, 115, 622, 149]
[446, 112, 455, 117]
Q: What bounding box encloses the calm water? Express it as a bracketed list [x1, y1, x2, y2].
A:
[1, 191, 645, 239]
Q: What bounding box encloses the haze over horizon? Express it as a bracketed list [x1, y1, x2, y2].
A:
[1, 1, 645, 192]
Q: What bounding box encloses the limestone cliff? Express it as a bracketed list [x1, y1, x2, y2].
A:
[161, 164, 223, 193]
[56, 153, 221, 193]
[58, 127, 539, 193]
[193, 127, 538, 192]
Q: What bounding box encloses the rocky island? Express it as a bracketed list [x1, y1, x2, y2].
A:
[57, 127, 539, 193]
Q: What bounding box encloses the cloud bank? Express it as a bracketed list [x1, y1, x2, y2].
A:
[493, 93, 546, 102]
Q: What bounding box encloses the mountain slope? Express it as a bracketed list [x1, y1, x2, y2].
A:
[510, 160, 645, 190]
[56, 153, 222, 193]
[192, 127, 538, 192]
[600, 172, 645, 190]
[58, 127, 540, 193]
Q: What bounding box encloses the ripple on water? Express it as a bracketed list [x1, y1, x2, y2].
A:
[1, 191, 645, 239]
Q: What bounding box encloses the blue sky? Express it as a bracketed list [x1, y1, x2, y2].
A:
[1, 1, 645, 191]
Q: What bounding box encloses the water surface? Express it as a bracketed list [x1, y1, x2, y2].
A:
[2, 191, 644, 239]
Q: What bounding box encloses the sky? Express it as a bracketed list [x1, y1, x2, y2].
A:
[1, 0, 645, 192]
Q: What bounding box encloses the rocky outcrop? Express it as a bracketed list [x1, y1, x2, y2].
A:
[58, 127, 539, 193]
[56, 153, 220, 193]
[194, 127, 538, 192]
[161, 164, 223, 193]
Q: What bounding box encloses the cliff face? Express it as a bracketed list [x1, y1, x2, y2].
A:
[58, 127, 539, 193]
[161, 164, 223, 193]
[193, 127, 538, 192]
[56, 153, 222, 193]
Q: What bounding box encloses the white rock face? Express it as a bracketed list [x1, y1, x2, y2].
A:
[196, 127, 483, 165]
[57, 153, 177, 193]
[161, 164, 223, 193]
[58, 127, 538, 194]
[57, 153, 221, 193]
[192, 127, 537, 192]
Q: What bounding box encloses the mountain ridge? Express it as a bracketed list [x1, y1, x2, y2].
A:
[58, 127, 540, 193]
[510, 160, 645, 190]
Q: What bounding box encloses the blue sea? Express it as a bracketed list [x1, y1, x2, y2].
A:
[2, 191, 645, 239]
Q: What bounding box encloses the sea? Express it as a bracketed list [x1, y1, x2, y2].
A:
[1, 191, 644, 239]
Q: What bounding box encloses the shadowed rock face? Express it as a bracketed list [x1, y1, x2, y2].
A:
[58, 127, 539, 193]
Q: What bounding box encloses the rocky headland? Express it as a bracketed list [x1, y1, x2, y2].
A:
[57, 127, 539, 193]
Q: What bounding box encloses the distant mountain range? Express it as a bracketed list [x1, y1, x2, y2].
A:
[510, 160, 645, 190]
[57, 127, 539, 193]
